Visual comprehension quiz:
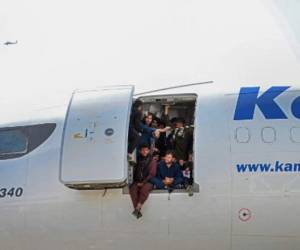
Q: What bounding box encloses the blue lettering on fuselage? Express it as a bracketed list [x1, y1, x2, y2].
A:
[234, 86, 290, 120]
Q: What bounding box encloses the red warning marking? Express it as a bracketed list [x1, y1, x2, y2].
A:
[238, 208, 252, 222]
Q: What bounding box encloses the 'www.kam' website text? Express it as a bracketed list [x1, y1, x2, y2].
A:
[236, 161, 300, 173]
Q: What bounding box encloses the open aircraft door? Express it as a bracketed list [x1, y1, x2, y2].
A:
[59, 85, 134, 189]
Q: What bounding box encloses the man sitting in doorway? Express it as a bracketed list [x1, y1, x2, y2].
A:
[151, 151, 184, 190]
[129, 144, 157, 219]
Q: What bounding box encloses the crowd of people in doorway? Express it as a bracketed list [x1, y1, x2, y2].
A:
[128, 99, 194, 219]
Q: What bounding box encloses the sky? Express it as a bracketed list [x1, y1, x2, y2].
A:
[1, 0, 300, 120]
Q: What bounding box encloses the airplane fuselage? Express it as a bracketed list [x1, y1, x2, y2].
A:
[1, 83, 300, 250]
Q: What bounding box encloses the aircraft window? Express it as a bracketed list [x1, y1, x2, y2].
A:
[290, 127, 300, 143]
[0, 130, 28, 155]
[235, 127, 250, 143]
[0, 123, 56, 160]
[261, 127, 276, 143]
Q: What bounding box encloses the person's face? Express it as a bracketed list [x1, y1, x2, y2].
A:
[145, 115, 152, 125]
[140, 147, 150, 157]
[175, 121, 184, 128]
[164, 154, 173, 165]
[137, 105, 143, 112]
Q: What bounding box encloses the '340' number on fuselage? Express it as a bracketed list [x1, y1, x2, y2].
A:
[0, 187, 23, 198]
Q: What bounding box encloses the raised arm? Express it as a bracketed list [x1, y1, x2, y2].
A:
[161, 105, 172, 127]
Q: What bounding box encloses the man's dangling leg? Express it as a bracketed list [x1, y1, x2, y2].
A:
[129, 183, 139, 209]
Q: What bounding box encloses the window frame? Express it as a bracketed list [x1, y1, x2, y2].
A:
[125, 93, 199, 195]
[0, 123, 56, 160]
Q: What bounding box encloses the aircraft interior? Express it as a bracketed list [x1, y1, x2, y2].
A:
[127, 94, 198, 194]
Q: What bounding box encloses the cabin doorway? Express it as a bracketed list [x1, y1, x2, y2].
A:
[127, 94, 198, 193]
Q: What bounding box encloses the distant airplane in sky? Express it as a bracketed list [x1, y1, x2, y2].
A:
[4, 40, 18, 46]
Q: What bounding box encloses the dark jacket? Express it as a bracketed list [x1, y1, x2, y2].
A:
[129, 108, 143, 133]
[161, 114, 193, 159]
[156, 131, 167, 157]
[155, 160, 184, 186]
[133, 155, 157, 184]
[173, 127, 193, 161]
